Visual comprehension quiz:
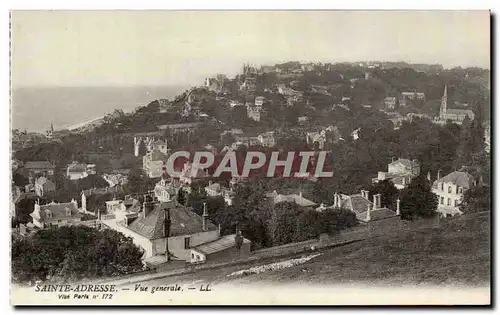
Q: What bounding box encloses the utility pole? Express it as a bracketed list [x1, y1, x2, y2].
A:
[164, 207, 171, 262]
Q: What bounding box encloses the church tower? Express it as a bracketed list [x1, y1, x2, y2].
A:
[440, 85, 448, 119]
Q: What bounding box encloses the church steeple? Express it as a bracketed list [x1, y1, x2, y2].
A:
[440, 84, 448, 118]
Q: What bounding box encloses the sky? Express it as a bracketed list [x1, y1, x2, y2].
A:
[11, 10, 491, 88]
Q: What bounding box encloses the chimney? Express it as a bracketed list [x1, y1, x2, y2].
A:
[202, 202, 208, 231]
[402, 176, 406, 186]
[437, 170, 442, 180]
[427, 171, 431, 181]
[218, 223, 221, 236]
[143, 198, 154, 217]
[396, 198, 401, 215]
[299, 191, 303, 199]
[361, 190, 369, 200]
[333, 192, 338, 207]
[366, 203, 371, 221]
[391, 157, 396, 163]
[373, 194, 381, 209]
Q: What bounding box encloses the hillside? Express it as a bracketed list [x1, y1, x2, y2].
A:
[229, 212, 490, 286]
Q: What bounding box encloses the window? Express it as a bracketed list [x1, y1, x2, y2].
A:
[440, 197, 444, 205]
[454, 200, 458, 207]
[191, 253, 194, 259]
[447, 198, 451, 206]
[184, 237, 190, 249]
[448, 186, 452, 193]
[196, 255, 200, 260]
[441, 183, 444, 191]
[458, 187, 463, 194]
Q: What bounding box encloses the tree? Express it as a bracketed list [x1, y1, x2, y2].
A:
[11, 226, 144, 283]
[459, 185, 490, 214]
[399, 175, 438, 220]
[177, 189, 186, 205]
[268, 202, 303, 246]
[369, 179, 399, 210]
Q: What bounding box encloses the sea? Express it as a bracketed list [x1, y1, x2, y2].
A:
[11, 85, 189, 133]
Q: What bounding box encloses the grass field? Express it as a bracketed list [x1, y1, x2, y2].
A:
[228, 212, 490, 286]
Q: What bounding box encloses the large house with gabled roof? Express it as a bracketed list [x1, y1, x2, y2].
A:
[100, 201, 231, 265]
[321, 190, 398, 223]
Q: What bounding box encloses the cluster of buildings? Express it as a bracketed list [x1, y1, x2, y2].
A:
[384, 86, 475, 126]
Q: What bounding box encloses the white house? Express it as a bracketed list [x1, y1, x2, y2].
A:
[432, 171, 476, 217]
[30, 199, 83, 229]
[66, 162, 90, 180]
[373, 158, 420, 190]
[100, 201, 221, 264]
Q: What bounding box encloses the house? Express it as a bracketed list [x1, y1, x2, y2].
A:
[24, 161, 55, 180]
[190, 232, 251, 264]
[179, 162, 209, 185]
[298, 116, 309, 124]
[384, 97, 397, 110]
[399, 91, 425, 107]
[372, 158, 420, 189]
[66, 161, 91, 180]
[30, 199, 83, 229]
[222, 188, 235, 206]
[266, 190, 317, 208]
[104, 196, 142, 221]
[306, 126, 340, 150]
[255, 96, 266, 107]
[80, 186, 125, 214]
[102, 173, 128, 187]
[100, 201, 221, 263]
[247, 105, 263, 122]
[333, 190, 398, 222]
[154, 178, 183, 203]
[258, 131, 276, 147]
[229, 100, 244, 108]
[351, 128, 361, 140]
[432, 171, 476, 218]
[436, 85, 475, 124]
[240, 77, 256, 92]
[205, 181, 222, 197]
[34, 176, 56, 197]
[143, 149, 167, 178]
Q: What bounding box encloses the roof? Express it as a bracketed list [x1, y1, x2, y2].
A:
[390, 158, 418, 169]
[390, 175, 412, 186]
[126, 202, 217, 240]
[269, 191, 317, 207]
[433, 171, 475, 190]
[34, 177, 55, 189]
[347, 194, 373, 215]
[446, 109, 475, 118]
[192, 234, 251, 255]
[205, 182, 221, 193]
[153, 140, 167, 146]
[357, 208, 397, 222]
[154, 184, 177, 196]
[82, 185, 124, 197]
[32, 201, 81, 223]
[24, 161, 54, 170]
[67, 162, 87, 172]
